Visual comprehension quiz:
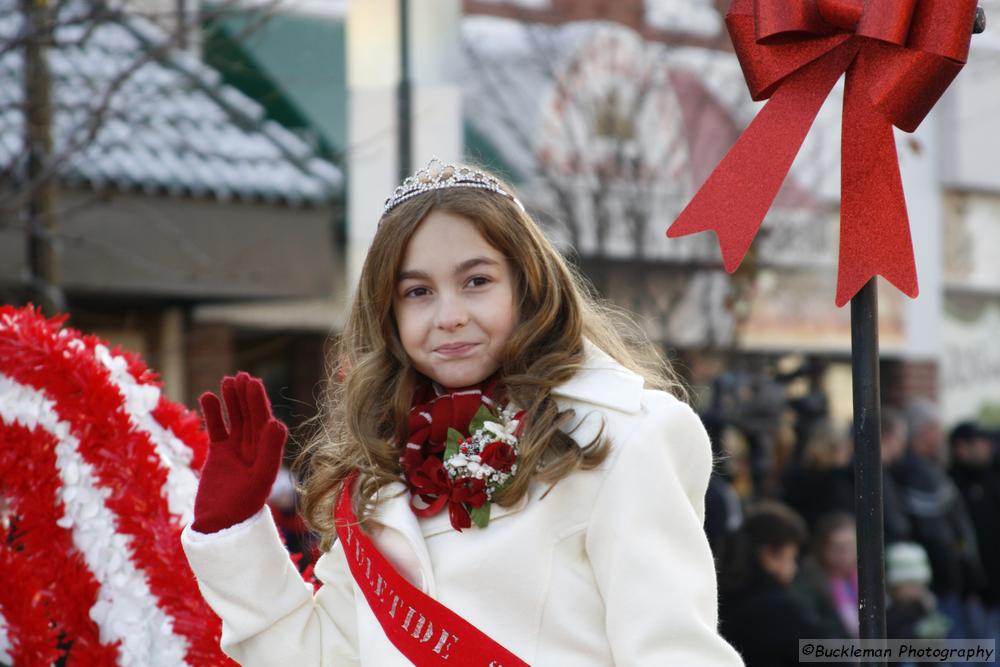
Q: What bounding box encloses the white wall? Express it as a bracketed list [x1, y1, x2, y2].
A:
[938, 0, 1000, 193]
[346, 0, 463, 293]
[898, 115, 943, 360]
[936, 5, 1000, 423]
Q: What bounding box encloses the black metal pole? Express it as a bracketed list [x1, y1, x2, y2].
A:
[398, 0, 412, 181]
[851, 278, 886, 666]
[848, 10, 983, 658]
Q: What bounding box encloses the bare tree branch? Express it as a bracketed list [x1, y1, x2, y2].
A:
[459, 10, 803, 350]
[0, 0, 290, 217]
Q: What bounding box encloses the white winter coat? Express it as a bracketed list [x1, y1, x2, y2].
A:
[181, 341, 745, 666]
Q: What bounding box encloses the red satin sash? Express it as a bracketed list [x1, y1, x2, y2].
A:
[334, 470, 530, 666]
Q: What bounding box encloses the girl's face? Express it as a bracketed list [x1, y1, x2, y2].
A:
[393, 210, 518, 390]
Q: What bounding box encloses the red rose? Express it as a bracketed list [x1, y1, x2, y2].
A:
[451, 477, 488, 508]
[480, 442, 516, 473]
[408, 457, 450, 495]
[407, 458, 450, 517]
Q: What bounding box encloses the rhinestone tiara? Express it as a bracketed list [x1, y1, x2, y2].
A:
[381, 157, 525, 218]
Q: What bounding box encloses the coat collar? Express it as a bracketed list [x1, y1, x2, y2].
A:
[368, 339, 645, 581]
[550, 338, 645, 414]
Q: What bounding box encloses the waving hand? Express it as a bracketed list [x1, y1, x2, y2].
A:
[191, 372, 289, 534]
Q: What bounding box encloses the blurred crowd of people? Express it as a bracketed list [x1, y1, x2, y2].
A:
[703, 366, 1000, 667]
[261, 362, 999, 666]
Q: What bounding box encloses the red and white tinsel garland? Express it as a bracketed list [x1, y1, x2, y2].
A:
[0, 305, 233, 666]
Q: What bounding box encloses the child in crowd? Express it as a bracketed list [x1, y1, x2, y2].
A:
[885, 541, 950, 641]
[717, 500, 828, 667]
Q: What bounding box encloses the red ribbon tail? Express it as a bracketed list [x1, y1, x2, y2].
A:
[410, 493, 449, 517]
[836, 55, 919, 308]
[668, 40, 858, 272]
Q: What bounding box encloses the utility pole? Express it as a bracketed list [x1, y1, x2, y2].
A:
[176, 0, 188, 50]
[22, 0, 65, 317]
[398, 0, 411, 181]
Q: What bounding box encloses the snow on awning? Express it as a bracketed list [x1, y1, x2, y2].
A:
[0, 0, 342, 206]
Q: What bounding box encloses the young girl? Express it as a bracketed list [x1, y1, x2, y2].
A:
[795, 512, 860, 638]
[182, 159, 745, 666]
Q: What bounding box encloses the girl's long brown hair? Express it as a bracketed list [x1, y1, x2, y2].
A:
[294, 169, 685, 549]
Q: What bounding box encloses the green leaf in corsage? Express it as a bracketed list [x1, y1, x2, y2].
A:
[468, 404, 495, 436]
[444, 427, 463, 459]
[469, 502, 491, 529]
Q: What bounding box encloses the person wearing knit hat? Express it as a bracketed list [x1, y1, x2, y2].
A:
[893, 398, 984, 640]
[885, 542, 951, 643]
[886, 542, 932, 588]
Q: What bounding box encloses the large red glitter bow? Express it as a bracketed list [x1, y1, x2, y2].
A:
[667, 0, 978, 306]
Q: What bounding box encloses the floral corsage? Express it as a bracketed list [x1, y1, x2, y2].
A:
[404, 403, 525, 531]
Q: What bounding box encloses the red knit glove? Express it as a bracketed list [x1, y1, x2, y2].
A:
[191, 372, 288, 534]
